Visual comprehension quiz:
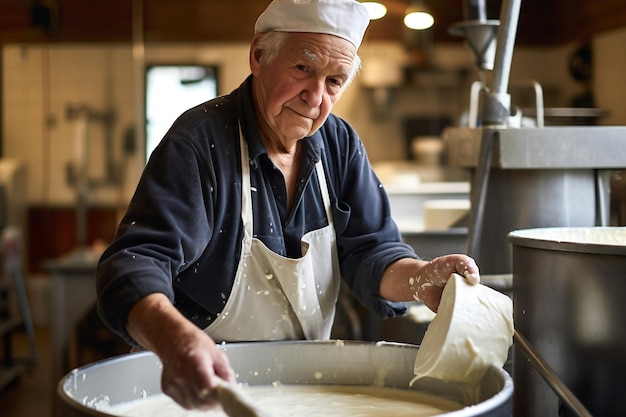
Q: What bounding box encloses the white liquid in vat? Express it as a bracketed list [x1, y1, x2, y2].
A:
[104, 384, 463, 417]
[511, 227, 626, 246]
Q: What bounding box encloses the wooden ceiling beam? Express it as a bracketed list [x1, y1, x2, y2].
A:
[0, 0, 624, 46]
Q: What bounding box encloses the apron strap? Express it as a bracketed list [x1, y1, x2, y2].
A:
[239, 125, 253, 252]
[239, 124, 334, 244]
[315, 159, 333, 224]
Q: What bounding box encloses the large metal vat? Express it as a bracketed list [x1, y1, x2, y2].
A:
[59, 340, 513, 417]
[509, 227, 626, 417]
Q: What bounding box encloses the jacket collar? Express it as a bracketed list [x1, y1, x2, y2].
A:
[236, 75, 323, 165]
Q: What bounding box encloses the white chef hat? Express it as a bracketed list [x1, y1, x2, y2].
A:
[254, 0, 370, 49]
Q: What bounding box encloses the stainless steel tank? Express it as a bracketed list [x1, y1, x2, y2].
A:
[445, 126, 626, 274]
[59, 340, 513, 417]
[509, 227, 626, 417]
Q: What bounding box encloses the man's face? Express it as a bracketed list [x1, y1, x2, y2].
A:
[251, 33, 356, 145]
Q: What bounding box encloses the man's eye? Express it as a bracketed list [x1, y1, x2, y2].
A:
[328, 77, 342, 87]
[296, 64, 309, 72]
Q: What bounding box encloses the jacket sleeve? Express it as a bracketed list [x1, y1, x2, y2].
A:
[96, 131, 215, 346]
[322, 117, 416, 319]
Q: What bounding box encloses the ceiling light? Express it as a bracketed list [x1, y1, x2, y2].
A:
[361, 1, 387, 20]
[404, 1, 434, 30]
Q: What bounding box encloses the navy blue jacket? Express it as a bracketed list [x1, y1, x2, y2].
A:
[96, 76, 414, 345]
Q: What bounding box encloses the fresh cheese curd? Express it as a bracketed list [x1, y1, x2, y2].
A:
[105, 384, 463, 417]
[412, 273, 514, 385]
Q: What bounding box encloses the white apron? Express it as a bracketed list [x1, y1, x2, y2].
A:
[204, 130, 341, 342]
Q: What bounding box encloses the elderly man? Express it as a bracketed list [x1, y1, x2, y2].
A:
[96, 0, 480, 410]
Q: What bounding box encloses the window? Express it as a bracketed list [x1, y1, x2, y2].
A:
[145, 65, 218, 161]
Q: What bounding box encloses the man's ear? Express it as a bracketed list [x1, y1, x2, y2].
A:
[249, 34, 264, 76]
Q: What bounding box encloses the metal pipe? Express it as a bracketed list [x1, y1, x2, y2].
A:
[468, 80, 484, 128]
[465, 129, 495, 259]
[466, 0, 487, 21]
[490, 0, 521, 97]
[514, 330, 593, 417]
[531, 80, 544, 127]
[510, 79, 545, 127]
[73, 112, 89, 248]
[132, 0, 146, 163]
[14, 266, 39, 364]
[595, 170, 610, 226]
[481, 0, 521, 126]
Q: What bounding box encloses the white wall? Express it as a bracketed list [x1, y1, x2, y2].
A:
[2, 43, 251, 206]
[3, 45, 135, 206]
[3, 33, 626, 208]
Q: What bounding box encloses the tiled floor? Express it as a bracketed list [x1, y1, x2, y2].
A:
[0, 326, 52, 417]
[0, 308, 131, 417]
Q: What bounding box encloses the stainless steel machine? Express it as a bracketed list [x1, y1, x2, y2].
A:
[446, 1, 626, 416]
[446, 125, 623, 273]
[446, 0, 626, 274]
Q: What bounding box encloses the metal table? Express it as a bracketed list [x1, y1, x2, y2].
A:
[46, 248, 98, 417]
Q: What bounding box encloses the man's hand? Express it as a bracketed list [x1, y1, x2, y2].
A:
[379, 254, 480, 312]
[412, 254, 480, 312]
[126, 293, 236, 410]
[159, 327, 235, 409]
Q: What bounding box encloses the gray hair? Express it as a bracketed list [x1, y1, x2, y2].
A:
[255, 31, 362, 87]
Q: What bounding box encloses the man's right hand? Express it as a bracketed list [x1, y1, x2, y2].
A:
[126, 293, 236, 410]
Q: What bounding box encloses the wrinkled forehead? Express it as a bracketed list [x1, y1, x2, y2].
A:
[286, 33, 357, 68]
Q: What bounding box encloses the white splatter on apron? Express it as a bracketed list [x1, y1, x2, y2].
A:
[204, 129, 341, 342]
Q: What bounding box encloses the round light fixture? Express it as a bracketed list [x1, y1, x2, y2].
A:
[404, 10, 434, 30]
[361, 1, 387, 20]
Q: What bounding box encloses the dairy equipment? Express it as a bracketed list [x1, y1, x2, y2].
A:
[509, 228, 626, 417]
[446, 1, 626, 417]
[59, 341, 514, 417]
[445, 0, 626, 274]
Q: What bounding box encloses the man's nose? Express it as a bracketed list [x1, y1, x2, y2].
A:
[301, 78, 324, 107]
